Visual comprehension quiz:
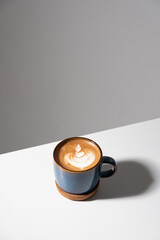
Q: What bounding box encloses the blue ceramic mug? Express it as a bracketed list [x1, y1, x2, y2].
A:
[53, 137, 117, 198]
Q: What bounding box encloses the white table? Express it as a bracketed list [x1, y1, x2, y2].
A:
[0, 118, 160, 240]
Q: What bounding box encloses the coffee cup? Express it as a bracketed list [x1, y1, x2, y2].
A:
[53, 137, 117, 200]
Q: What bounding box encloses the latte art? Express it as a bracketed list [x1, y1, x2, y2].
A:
[64, 144, 95, 169]
[57, 138, 101, 171]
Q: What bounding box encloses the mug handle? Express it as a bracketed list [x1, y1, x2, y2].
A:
[100, 156, 117, 178]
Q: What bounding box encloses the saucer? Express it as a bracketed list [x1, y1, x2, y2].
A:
[55, 180, 99, 201]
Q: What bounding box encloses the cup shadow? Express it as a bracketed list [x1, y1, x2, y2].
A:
[91, 159, 155, 200]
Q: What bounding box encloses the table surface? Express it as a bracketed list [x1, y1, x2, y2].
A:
[0, 118, 160, 240]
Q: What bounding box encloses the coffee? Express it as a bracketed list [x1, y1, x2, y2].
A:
[55, 137, 101, 171]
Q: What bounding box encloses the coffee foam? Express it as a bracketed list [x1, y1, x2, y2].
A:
[57, 138, 101, 171]
[64, 144, 95, 169]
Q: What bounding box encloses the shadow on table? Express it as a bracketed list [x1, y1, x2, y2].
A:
[91, 160, 155, 200]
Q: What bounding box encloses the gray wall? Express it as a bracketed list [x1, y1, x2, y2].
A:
[1, 0, 160, 154]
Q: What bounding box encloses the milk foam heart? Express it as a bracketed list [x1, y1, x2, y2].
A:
[64, 144, 95, 169]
